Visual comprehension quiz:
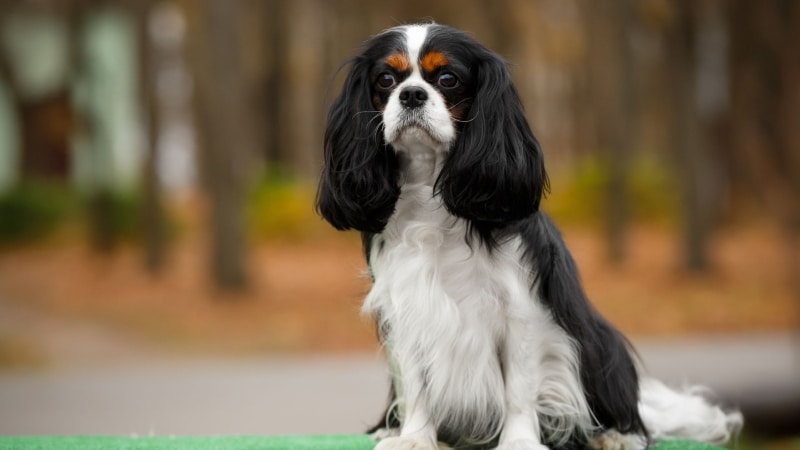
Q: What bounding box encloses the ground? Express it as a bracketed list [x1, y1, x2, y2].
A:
[0, 222, 797, 368]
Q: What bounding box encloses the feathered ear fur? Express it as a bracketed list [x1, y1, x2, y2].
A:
[316, 55, 400, 233]
[435, 52, 548, 237]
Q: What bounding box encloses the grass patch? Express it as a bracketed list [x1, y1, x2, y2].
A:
[0, 181, 79, 244]
[247, 170, 334, 242]
[544, 156, 681, 228]
[0, 181, 152, 248]
[84, 188, 149, 251]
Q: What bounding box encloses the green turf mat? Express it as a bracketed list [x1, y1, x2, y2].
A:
[0, 435, 722, 450]
[652, 440, 723, 450]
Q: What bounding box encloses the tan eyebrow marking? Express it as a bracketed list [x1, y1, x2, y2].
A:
[386, 53, 410, 72]
[421, 51, 449, 73]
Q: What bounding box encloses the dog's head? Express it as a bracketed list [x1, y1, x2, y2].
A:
[317, 23, 548, 235]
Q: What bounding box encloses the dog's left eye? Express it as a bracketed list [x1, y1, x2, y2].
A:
[437, 72, 459, 88]
[376, 73, 397, 90]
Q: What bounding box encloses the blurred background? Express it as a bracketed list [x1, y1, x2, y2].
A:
[0, 0, 797, 447]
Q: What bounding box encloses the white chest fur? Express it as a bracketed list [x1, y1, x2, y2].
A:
[362, 146, 592, 444]
[362, 174, 533, 438]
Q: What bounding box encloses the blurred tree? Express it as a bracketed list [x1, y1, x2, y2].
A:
[0, 1, 79, 182]
[729, 0, 800, 298]
[666, 0, 721, 272]
[78, 3, 141, 254]
[187, 0, 251, 291]
[0, 0, 147, 254]
[584, 0, 636, 264]
[132, 0, 166, 273]
[262, 0, 287, 171]
[282, 0, 328, 176]
[2, 0, 796, 297]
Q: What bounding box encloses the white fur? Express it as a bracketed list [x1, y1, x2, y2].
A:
[403, 24, 428, 66]
[638, 378, 743, 445]
[374, 436, 439, 450]
[497, 440, 549, 450]
[363, 177, 593, 448]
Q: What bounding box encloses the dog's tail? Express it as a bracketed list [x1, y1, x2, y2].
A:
[638, 378, 743, 446]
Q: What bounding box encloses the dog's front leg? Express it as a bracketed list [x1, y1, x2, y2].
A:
[496, 316, 549, 450]
[497, 412, 548, 450]
[375, 359, 439, 450]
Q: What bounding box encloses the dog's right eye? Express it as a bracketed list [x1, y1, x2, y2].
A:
[376, 73, 397, 90]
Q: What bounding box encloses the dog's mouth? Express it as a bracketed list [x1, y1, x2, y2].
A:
[400, 121, 436, 137]
[395, 126, 441, 149]
[388, 115, 444, 146]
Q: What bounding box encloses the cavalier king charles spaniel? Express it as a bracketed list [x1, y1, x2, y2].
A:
[316, 23, 742, 450]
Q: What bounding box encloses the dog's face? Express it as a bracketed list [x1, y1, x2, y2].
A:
[317, 23, 548, 236]
[369, 25, 474, 150]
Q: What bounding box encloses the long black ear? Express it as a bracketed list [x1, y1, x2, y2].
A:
[316, 57, 400, 233]
[435, 53, 548, 236]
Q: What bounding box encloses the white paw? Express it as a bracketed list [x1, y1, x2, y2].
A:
[495, 439, 550, 450]
[589, 430, 647, 450]
[371, 427, 401, 441]
[374, 436, 439, 450]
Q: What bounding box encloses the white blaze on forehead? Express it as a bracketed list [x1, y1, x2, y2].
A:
[402, 24, 429, 73]
[382, 23, 455, 152]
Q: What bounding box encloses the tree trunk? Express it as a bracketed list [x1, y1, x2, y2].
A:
[263, 0, 286, 169]
[586, 0, 635, 264]
[0, 5, 75, 183]
[134, 0, 167, 273]
[667, 1, 716, 272]
[729, 0, 800, 301]
[190, 0, 250, 291]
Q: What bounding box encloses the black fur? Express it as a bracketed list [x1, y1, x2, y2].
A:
[428, 28, 549, 242]
[315, 31, 405, 233]
[516, 213, 650, 446]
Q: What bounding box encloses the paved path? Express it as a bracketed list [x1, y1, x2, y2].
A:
[0, 301, 163, 367]
[636, 333, 800, 400]
[0, 356, 389, 436]
[0, 333, 797, 436]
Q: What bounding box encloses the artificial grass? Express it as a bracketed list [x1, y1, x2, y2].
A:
[0, 435, 722, 450]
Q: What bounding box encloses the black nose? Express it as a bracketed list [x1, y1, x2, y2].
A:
[399, 86, 428, 109]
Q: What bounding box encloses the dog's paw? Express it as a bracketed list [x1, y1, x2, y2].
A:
[495, 439, 549, 450]
[374, 436, 439, 450]
[588, 430, 647, 450]
[370, 427, 401, 441]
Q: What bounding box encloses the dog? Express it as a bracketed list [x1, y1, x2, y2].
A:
[316, 22, 742, 450]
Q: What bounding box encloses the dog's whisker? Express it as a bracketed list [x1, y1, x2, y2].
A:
[447, 98, 471, 110]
